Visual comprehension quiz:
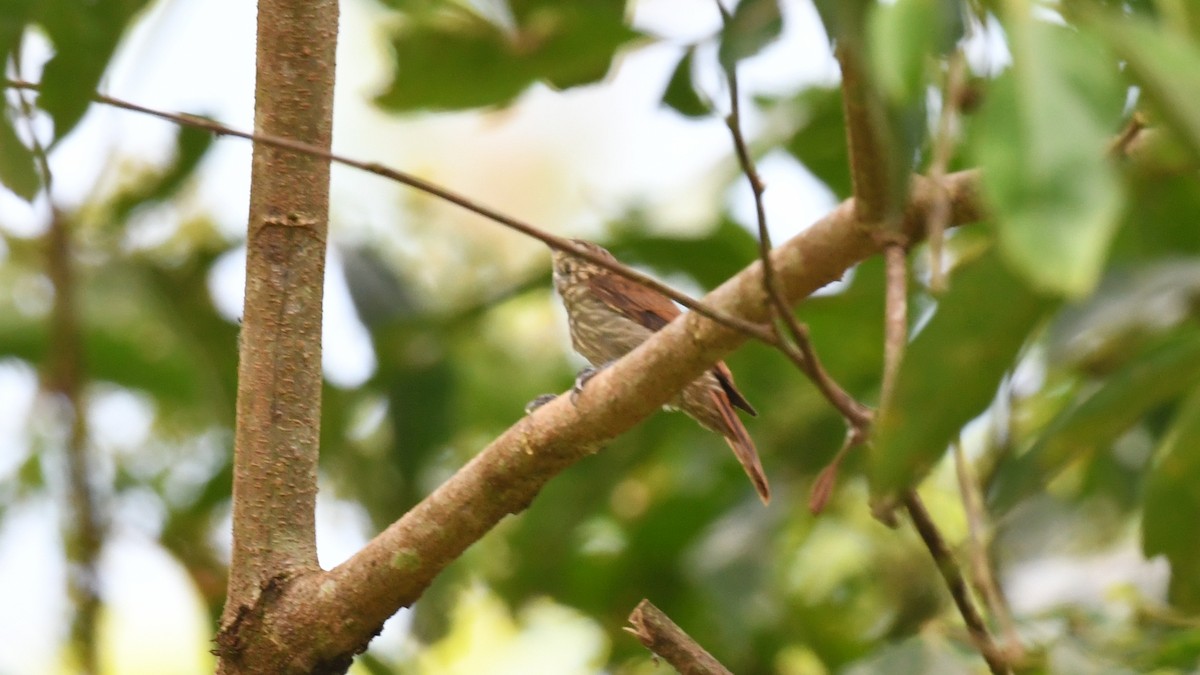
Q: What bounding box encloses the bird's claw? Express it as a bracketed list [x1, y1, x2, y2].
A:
[524, 394, 558, 415]
[570, 367, 597, 405]
[571, 362, 614, 405]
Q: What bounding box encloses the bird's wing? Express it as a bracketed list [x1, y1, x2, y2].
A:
[590, 271, 757, 417]
[587, 271, 681, 331]
[713, 361, 757, 417]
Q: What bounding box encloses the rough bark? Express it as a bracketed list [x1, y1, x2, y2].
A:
[216, 0, 339, 670]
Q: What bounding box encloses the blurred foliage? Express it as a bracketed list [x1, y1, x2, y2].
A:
[873, 244, 1057, 500]
[973, 15, 1125, 297]
[2, 0, 1200, 674]
[374, 0, 639, 112]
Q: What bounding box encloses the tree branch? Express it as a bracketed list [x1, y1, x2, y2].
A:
[926, 51, 968, 292]
[627, 599, 733, 675]
[217, 0, 339, 669]
[954, 442, 1024, 663]
[45, 207, 105, 675]
[5, 77, 987, 672]
[241, 171, 986, 670]
[902, 492, 1011, 675]
[880, 241, 908, 410]
[835, 37, 1006, 672]
[2, 80, 775, 345]
[836, 44, 898, 224]
[15, 52, 107, 673]
[717, 7, 873, 432]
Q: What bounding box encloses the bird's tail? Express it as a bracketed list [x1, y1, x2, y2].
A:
[712, 391, 770, 504]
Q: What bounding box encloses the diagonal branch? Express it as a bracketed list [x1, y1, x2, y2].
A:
[5, 76, 989, 672]
[627, 599, 732, 675]
[954, 441, 1023, 662]
[717, 5, 873, 432]
[834, 32, 1007, 673]
[255, 171, 986, 669]
[902, 492, 1011, 675]
[2, 80, 774, 346]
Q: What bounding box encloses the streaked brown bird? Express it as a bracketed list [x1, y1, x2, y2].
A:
[551, 239, 770, 503]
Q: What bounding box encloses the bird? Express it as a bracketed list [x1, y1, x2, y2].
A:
[550, 239, 770, 504]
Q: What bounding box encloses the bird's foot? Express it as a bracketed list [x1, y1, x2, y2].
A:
[571, 361, 615, 405]
[524, 394, 558, 414]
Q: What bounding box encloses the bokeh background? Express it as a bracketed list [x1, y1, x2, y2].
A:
[2, 0, 1199, 673]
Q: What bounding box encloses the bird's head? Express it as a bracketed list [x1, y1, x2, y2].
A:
[552, 239, 616, 281]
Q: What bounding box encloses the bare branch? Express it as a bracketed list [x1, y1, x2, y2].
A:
[14, 52, 106, 673]
[880, 241, 908, 410]
[627, 600, 733, 675]
[3, 80, 775, 346]
[836, 45, 898, 223]
[902, 492, 1012, 675]
[44, 208, 105, 675]
[715, 6, 873, 432]
[954, 442, 1024, 662]
[1109, 111, 1148, 157]
[239, 171, 987, 670]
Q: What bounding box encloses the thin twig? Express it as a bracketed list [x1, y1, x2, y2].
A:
[4, 79, 774, 346]
[627, 600, 733, 675]
[809, 427, 867, 514]
[46, 210, 105, 675]
[953, 442, 1023, 662]
[880, 225, 1006, 671]
[926, 51, 967, 293]
[902, 492, 1011, 675]
[880, 240, 908, 410]
[714, 4, 873, 432]
[1108, 111, 1148, 157]
[882, 210, 1007, 674]
[835, 35, 1008, 670]
[11, 54, 105, 675]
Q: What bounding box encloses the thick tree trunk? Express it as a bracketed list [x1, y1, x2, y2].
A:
[216, 0, 338, 670]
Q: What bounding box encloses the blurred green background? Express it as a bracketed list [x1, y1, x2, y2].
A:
[1, 0, 1200, 673]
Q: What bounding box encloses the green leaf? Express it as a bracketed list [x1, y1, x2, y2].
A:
[717, 0, 783, 72]
[797, 257, 887, 397]
[1095, 13, 1200, 162]
[870, 247, 1055, 498]
[1143, 383, 1200, 611]
[783, 87, 852, 199]
[35, 0, 150, 141]
[868, 0, 964, 104]
[0, 0, 36, 69]
[1111, 165, 1200, 261]
[378, 1, 637, 112]
[509, 0, 638, 90]
[0, 112, 40, 200]
[811, 0, 871, 45]
[661, 48, 709, 118]
[989, 326, 1200, 513]
[973, 19, 1125, 297]
[377, 15, 533, 112]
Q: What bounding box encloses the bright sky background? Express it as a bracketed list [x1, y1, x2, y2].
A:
[0, 0, 1167, 672]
